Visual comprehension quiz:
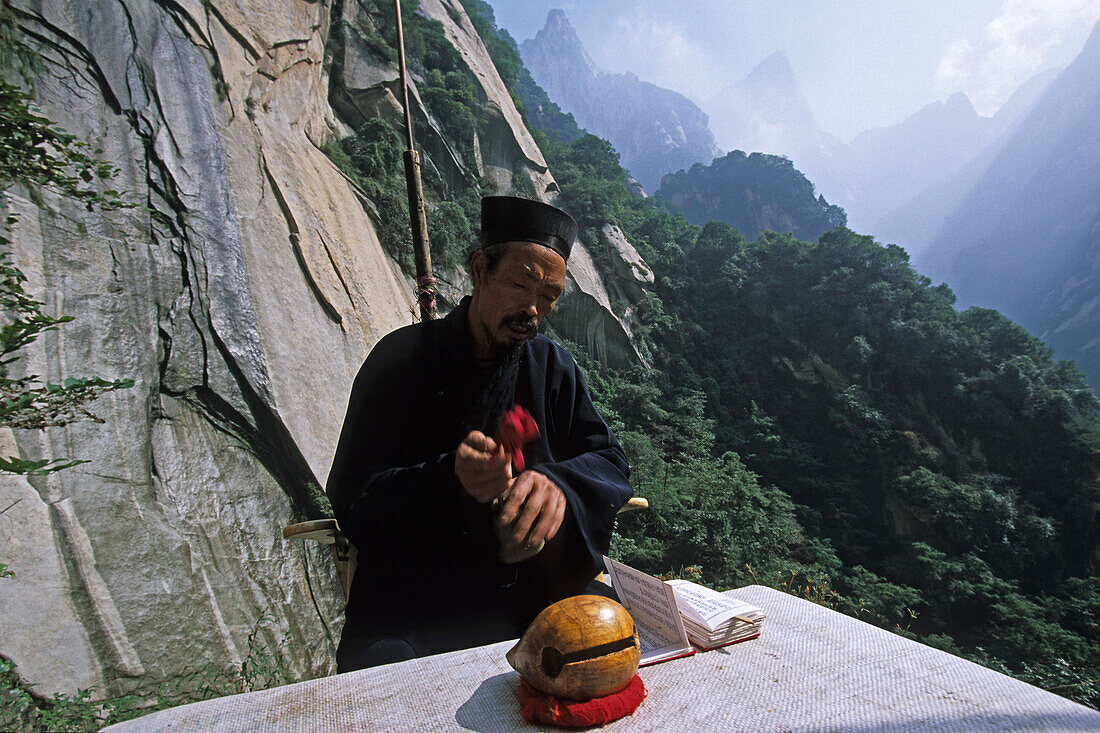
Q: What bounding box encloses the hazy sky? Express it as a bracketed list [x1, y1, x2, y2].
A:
[486, 0, 1100, 142]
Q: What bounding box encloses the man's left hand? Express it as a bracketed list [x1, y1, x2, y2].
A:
[494, 470, 566, 562]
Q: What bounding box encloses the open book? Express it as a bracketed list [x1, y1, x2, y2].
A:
[602, 556, 766, 666]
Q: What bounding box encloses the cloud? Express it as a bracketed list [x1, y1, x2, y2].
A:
[936, 0, 1100, 115]
[592, 8, 719, 102]
[935, 39, 976, 86]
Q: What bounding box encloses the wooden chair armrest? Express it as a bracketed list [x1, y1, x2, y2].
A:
[283, 518, 357, 601]
[617, 497, 649, 513]
[282, 518, 343, 544]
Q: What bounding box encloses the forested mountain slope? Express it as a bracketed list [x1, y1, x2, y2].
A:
[465, 0, 1100, 708]
[657, 150, 846, 241]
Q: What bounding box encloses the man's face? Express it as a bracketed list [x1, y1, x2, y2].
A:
[468, 241, 567, 359]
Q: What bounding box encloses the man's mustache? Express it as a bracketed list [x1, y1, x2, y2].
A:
[503, 314, 538, 335]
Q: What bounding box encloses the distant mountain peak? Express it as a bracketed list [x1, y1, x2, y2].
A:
[520, 9, 721, 192]
[544, 8, 570, 30]
[944, 92, 976, 114]
[705, 48, 821, 156]
[523, 9, 599, 82]
[748, 51, 796, 83]
[908, 13, 1100, 388]
[898, 93, 979, 130]
[993, 68, 1060, 124]
[738, 51, 809, 107]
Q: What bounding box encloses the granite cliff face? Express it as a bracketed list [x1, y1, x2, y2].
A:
[0, 0, 644, 698]
[520, 10, 721, 194]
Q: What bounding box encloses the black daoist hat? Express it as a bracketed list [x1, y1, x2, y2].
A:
[481, 196, 577, 262]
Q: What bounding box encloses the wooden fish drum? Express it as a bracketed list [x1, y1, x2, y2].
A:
[506, 595, 640, 700]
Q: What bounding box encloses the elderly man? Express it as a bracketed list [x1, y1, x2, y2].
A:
[327, 196, 633, 672]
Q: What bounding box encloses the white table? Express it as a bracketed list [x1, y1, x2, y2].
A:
[105, 585, 1100, 731]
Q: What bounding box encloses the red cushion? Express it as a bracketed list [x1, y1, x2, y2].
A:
[517, 674, 646, 727]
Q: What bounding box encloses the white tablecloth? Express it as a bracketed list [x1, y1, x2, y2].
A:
[104, 585, 1100, 732]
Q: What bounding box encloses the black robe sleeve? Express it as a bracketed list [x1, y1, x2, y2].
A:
[525, 339, 633, 576]
[325, 325, 474, 570]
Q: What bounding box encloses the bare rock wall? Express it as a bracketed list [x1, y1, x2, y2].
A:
[0, 0, 647, 699]
[0, 0, 415, 696]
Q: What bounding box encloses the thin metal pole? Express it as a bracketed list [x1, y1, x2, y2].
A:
[393, 0, 436, 320]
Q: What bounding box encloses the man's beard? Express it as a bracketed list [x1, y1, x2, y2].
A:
[491, 313, 537, 358]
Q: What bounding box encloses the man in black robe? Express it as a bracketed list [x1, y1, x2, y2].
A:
[327, 196, 634, 672]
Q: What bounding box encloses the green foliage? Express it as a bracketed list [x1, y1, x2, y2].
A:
[0, 84, 127, 211]
[427, 199, 473, 270]
[969, 650, 1100, 709]
[326, 0, 495, 273]
[353, 0, 480, 175]
[541, 134, 632, 231]
[325, 117, 482, 276]
[326, 117, 482, 275]
[349, 14, 393, 63]
[614, 452, 808, 588]
[1, 657, 116, 733]
[660, 150, 846, 240]
[0, 84, 133, 485]
[353, 0, 426, 65]
[336, 118, 403, 183]
[326, 119, 412, 271]
[567, 340, 822, 592]
[420, 69, 478, 170]
[0, 251, 135, 435]
[837, 565, 922, 628]
[500, 46, 1100, 704]
[654, 225, 1100, 706]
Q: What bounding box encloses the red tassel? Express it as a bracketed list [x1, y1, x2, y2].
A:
[496, 405, 539, 472]
[517, 675, 647, 727]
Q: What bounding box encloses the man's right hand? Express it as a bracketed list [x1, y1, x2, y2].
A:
[455, 430, 512, 503]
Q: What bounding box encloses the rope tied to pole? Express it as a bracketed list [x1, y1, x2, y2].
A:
[415, 275, 437, 315]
